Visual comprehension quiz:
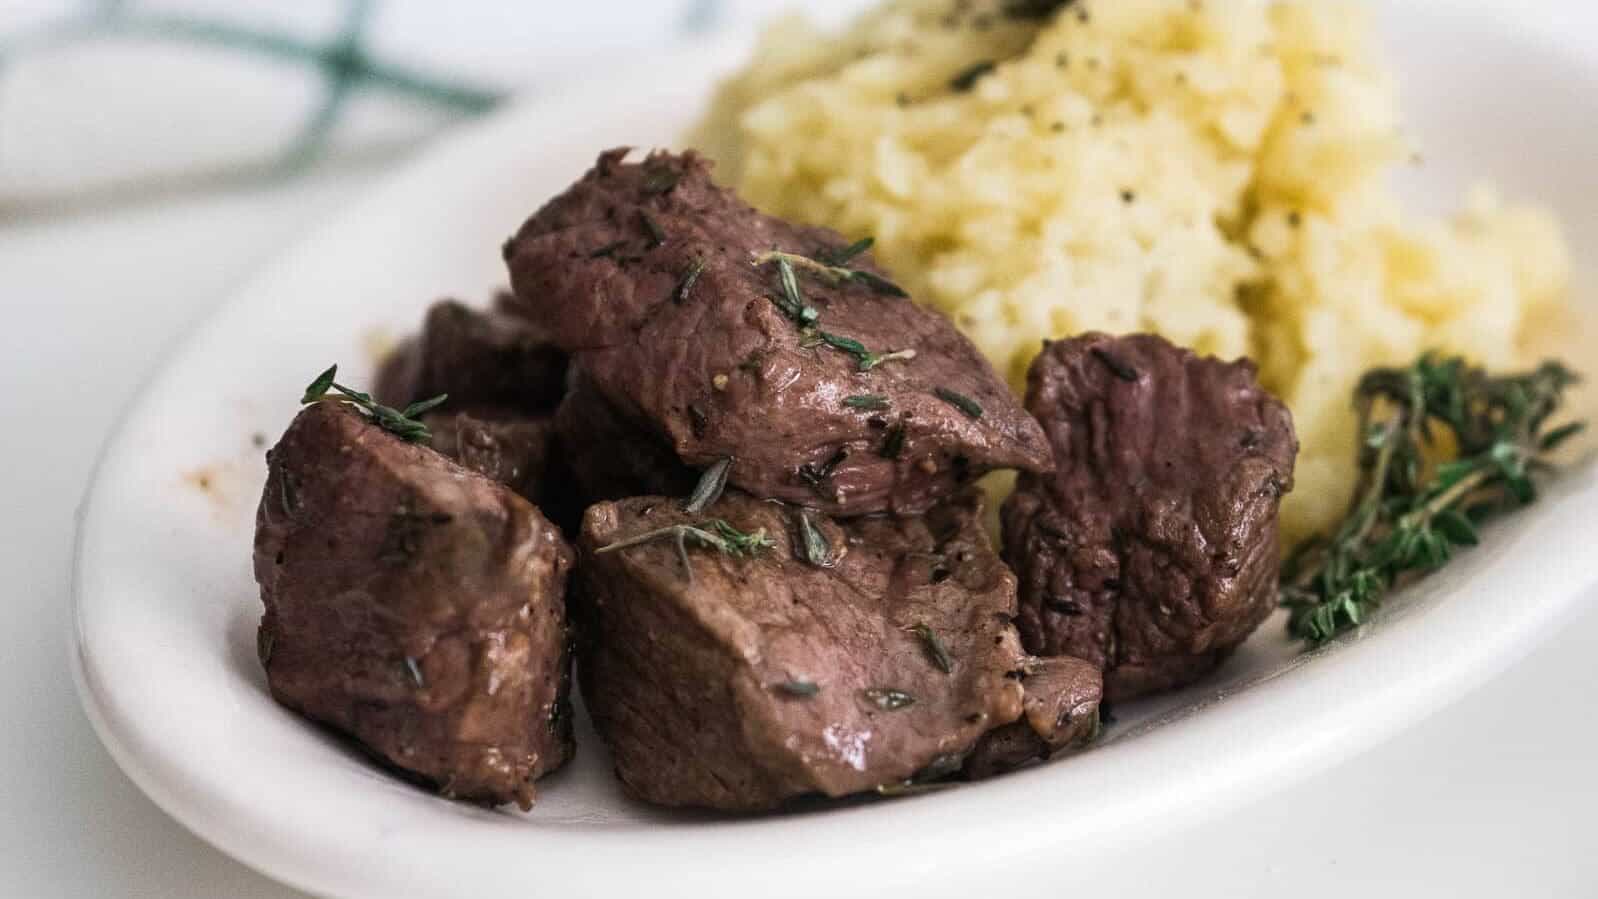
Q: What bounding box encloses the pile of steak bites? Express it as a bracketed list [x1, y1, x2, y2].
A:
[252, 150, 1296, 812]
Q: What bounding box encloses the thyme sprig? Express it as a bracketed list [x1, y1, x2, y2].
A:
[814, 331, 918, 372]
[755, 247, 915, 370]
[595, 518, 773, 583]
[302, 364, 445, 443]
[1282, 354, 1583, 646]
[754, 249, 908, 298]
[905, 623, 954, 674]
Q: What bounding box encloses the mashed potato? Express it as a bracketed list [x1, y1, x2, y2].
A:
[692, 0, 1573, 541]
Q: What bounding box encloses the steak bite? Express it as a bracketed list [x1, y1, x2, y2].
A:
[575, 489, 1046, 811]
[551, 372, 697, 505]
[374, 296, 572, 515]
[374, 296, 568, 412]
[502, 149, 1050, 517]
[253, 401, 576, 809]
[1004, 334, 1298, 701]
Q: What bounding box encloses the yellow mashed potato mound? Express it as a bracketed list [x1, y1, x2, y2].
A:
[692, 0, 1573, 541]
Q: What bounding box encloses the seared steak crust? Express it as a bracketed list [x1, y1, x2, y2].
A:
[1003, 334, 1297, 700]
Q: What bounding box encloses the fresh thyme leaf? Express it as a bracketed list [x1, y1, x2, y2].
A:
[1091, 347, 1140, 382]
[934, 388, 984, 419]
[753, 250, 907, 298]
[675, 258, 706, 305]
[774, 679, 820, 698]
[300, 364, 442, 444]
[1432, 510, 1479, 547]
[1283, 353, 1583, 646]
[796, 509, 839, 568]
[821, 237, 874, 266]
[844, 394, 892, 411]
[818, 330, 917, 372]
[595, 518, 773, 582]
[640, 162, 681, 194]
[684, 457, 733, 515]
[880, 423, 907, 459]
[303, 365, 338, 404]
[820, 331, 868, 357]
[777, 256, 803, 311]
[862, 687, 916, 711]
[905, 623, 954, 674]
[848, 269, 909, 298]
[639, 210, 666, 248]
[1540, 421, 1586, 452]
[949, 60, 997, 92]
[402, 394, 450, 418]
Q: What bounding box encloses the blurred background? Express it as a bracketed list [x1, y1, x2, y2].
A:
[1, 1, 1593, 897]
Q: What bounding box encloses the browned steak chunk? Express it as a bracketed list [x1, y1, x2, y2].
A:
[503, 149, 1050, 517]
[375, 297, 567, 412]
[253, 401, 575, 809]
[1003, 333, 1297, 701]
[575, 489, 1049, 810]
[551, 371, 698, 505]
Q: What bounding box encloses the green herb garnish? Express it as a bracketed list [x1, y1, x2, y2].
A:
[775, 256, 820, 325]
[949, 60, 997, 92]
[844, 394, 892, 411]
[675, 258, 707, 305]
[905, 623, 954, 674]
[403, 656, 425, 688]
[820, 331, 917, 372]
[1282, 354, 1583, 646]
[753, 250, 908, 298]
[862, 687, 917, 711]
[797, 509, 840, 568]
[820, 237, 874, 266]
[301, 364, 444, 444]
[934, 387, 984, 419]
[595, 518, 773, 583]
[684, 457, 732, 515]
[774, 679, 821, 698]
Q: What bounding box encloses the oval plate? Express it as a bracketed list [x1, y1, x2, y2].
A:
[73, 8, 1597, 898]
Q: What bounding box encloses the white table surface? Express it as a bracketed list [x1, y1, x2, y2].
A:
[5, 17, 1597, 896]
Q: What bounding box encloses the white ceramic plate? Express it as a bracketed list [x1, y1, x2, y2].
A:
[73, 8, 1598, 899]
